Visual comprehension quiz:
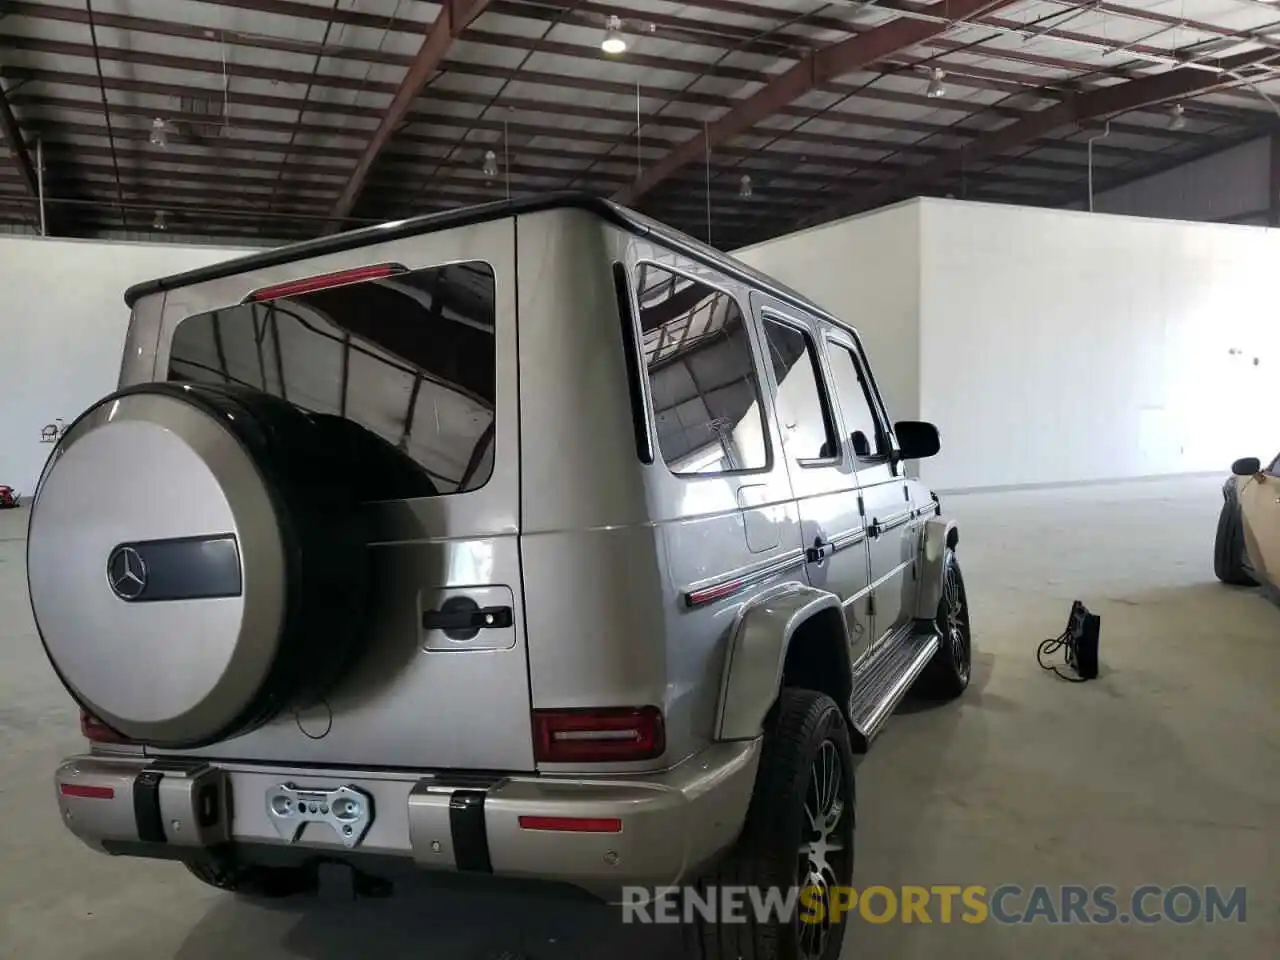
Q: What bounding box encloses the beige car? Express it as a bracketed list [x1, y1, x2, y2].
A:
[1215, 452, 1280, 597]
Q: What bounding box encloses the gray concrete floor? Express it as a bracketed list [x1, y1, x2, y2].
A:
[1, 476, 1277, 958]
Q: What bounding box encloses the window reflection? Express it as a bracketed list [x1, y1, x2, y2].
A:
[634, 264, 769, 476]
[826, 341, 885, 459]
[761, 318, 838, 462]
[168, 262, 497, 498]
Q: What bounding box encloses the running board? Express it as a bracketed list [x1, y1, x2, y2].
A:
[847, 625, 941, 752]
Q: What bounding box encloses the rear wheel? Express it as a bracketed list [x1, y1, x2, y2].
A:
[914, 549, 971, 700]
[684, 688, 855, 960]
[1213, 500, 1256, 586]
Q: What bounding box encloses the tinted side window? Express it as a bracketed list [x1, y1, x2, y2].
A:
[167, 262, 497, 497]
[634, 263, 769, 476]
[760, 317, 839, 463]
[826, 341, 885, 459]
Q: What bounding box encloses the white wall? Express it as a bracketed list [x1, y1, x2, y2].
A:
[734, 201, 922, 424]
[736, 197, 1280, 492]
[918, 199, 1280, 489]
[0, 235, 255, 495]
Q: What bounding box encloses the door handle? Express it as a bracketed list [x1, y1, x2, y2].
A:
[868, 519, 882, 540]
[806, 538, 832, 565]
[423, 597, 513, 640]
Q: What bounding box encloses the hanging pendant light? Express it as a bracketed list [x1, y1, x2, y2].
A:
[482, 149, 498, 180]
[926, 68, 947, 100]
[739, 174, 753, 200]
[602, 15, 627, 55]
[149, 117, 171, 148]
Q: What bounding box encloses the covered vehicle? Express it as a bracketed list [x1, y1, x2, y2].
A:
[1214, 451, 1280, 597]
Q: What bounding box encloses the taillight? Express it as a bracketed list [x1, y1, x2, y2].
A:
[532, 707, 665, 763]
[59, 782, 115, 800]
[80, 709, 133, 745]
[518, 815, 622, 833]
[244, 263, 405, 302]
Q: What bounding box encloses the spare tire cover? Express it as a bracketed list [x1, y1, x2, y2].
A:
[27, 382, 367, 748]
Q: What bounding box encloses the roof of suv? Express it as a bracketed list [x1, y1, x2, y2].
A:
[122, 193, 843, 330]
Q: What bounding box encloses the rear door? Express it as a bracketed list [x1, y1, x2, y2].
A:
[753, 295, 874, 666]
[1239, 452, 1280, 591]
[147, 219, 536, 771]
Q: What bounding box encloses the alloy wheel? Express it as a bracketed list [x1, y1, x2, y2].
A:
[796, 739, 851, 959]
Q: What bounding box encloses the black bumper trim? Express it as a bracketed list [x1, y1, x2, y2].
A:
[133, 770, 167, 844]
[449, 790, 492, 873]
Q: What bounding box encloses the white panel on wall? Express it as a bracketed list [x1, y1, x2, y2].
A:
[733, 197, 1280, 492]
[0, 236, 256, 495]
[918, 199, 1280, 490]
[733, 201, 922, 424]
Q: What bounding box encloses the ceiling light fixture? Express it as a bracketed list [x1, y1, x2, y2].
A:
[602, 15, 627, 55]
[926, 68, 947, 100]
[149, 117, 170, 148]
[1168, 103, 1187, 131]
[482, 149, 498, 180]
[739, 174, 753, 199]
[152, 210, 168, 231]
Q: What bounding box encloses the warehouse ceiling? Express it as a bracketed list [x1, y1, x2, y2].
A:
[3, 0, 1280, 247]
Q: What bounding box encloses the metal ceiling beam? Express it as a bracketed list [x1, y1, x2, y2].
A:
[25, 151, 1043, 221]
[329, 0, 490, 225]
[0, 77, 39, 207]
[827, 47, 1280, 221]
[12, 66, 1135, 174]
[26, 106, 1094, 203]
[612, 0, 1019, 206]
[7, 4, 1255, 138]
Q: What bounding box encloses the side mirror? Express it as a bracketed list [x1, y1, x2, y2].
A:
[1231, 457, 1261, 477]
[894, 420, 941, 460]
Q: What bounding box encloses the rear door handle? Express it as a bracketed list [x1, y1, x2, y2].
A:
[422, 598, 513, 639]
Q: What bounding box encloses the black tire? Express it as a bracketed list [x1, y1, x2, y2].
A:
[684, 688, 856, 960]
[1213, 501, 1256, 586]
[913, 549, 972, 700]
[184, 858, 315, 898]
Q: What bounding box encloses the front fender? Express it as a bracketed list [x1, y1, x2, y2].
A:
[915, 517, 958, 619]
[714, 582, 846, 742]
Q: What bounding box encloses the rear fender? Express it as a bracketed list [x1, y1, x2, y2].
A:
[714, 583, 848, 742]
[915, 517, 958, 619]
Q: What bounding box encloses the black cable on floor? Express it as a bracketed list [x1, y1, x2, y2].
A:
[1037, 628, 1090, 683]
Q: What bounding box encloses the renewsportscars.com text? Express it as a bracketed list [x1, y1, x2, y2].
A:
[620, 884, 1247, 926]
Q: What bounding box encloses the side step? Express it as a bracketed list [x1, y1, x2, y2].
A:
[847, 624, 940, 752]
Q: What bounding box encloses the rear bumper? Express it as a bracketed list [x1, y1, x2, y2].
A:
[54, 739, 760, 898]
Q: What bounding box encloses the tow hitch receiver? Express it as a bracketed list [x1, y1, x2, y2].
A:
[266, 783, 374, 848]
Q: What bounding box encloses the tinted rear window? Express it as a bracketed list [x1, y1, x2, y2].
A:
[167, 262, 496, 496]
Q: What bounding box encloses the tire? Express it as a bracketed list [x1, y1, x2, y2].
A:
[184, 858, 315, 898]
[28, 382, 371, 747]
[683, 688, 856, 960]
[913, 548, 972, 700]
[1213, 501, 1257, 586]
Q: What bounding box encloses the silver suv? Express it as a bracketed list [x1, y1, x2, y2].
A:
[29, 196, 969, 959]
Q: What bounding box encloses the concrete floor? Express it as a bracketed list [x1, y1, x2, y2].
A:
[1, 476, 1277, 959]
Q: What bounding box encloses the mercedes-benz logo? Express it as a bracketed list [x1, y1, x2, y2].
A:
[107, 546, 148, 600]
